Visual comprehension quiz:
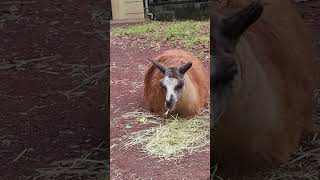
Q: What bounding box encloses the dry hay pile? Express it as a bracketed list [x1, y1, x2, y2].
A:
[123, 108, 210, 160]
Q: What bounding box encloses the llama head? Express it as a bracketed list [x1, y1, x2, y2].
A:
[148, 59, 192, 115]
[211, 0, 263, 127]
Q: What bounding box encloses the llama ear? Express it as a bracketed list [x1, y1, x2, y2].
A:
[222, 0, 263, 40]
[179, 62, 192, 74]
[148, 58, 167, 74]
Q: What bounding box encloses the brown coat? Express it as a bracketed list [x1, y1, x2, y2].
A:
[144, 49, 209, 117]
[212, 0, 317, 176]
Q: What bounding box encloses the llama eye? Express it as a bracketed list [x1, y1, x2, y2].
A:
[175, 83, 184, 89]
[160, 83, 166, 89]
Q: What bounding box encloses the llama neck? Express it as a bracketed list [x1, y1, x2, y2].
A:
[221, 39, 282, 143]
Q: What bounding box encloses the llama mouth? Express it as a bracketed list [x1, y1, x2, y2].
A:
[164, 105, 175, 117]
[164, 107, 174, 117]
[165, 109, 170, 116]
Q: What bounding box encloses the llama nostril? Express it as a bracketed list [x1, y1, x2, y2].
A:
[170, 95, 174, 101]
[165, 95, 175, 109]
[165, 99, 174, 109]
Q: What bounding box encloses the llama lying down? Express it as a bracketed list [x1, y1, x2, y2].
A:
[144, 49, 209, 118]
[211, 0, 316, 176]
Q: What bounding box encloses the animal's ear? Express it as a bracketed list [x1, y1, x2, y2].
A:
[148, 58, 167, 74]
[178, 62, 192, 74]
[222, 0, 263, 40]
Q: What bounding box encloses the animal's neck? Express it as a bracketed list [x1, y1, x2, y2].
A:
[222, 39, 282, 142]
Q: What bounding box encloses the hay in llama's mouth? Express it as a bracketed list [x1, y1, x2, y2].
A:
[123, 108, 210, 160]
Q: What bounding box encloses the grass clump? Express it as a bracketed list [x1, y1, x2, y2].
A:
[112, 20, 209, 49]
[113, 22, 162, 36]
[124, 109, 209, 160]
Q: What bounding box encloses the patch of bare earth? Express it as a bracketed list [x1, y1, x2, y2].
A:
[0, 0, 108, 179]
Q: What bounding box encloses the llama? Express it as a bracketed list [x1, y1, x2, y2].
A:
[144, 49, 209, 118]
[211, 0, 317, 177]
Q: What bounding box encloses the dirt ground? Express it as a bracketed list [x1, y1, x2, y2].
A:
[110, 1, 320, 180]
[0, 1, 108, 179]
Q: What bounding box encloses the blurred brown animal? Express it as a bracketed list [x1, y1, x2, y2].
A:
[211, 0, 317, 177]
[144, 49, 209, 118]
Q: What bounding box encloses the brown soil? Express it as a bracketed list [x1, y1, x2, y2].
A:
[0, 1, 108, 179]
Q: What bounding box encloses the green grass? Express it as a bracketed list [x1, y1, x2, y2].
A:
[112, 20, 209, 49]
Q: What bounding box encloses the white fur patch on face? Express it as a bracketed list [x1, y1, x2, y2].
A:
[163, 76, 178, 102]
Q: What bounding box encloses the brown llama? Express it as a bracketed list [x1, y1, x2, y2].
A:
[211, 0, 317, 177]
[144, 49, 209, 118]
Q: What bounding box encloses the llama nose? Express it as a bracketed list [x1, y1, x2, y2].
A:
[166, 100, 173, 109]
[165, 95, 175, 109]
